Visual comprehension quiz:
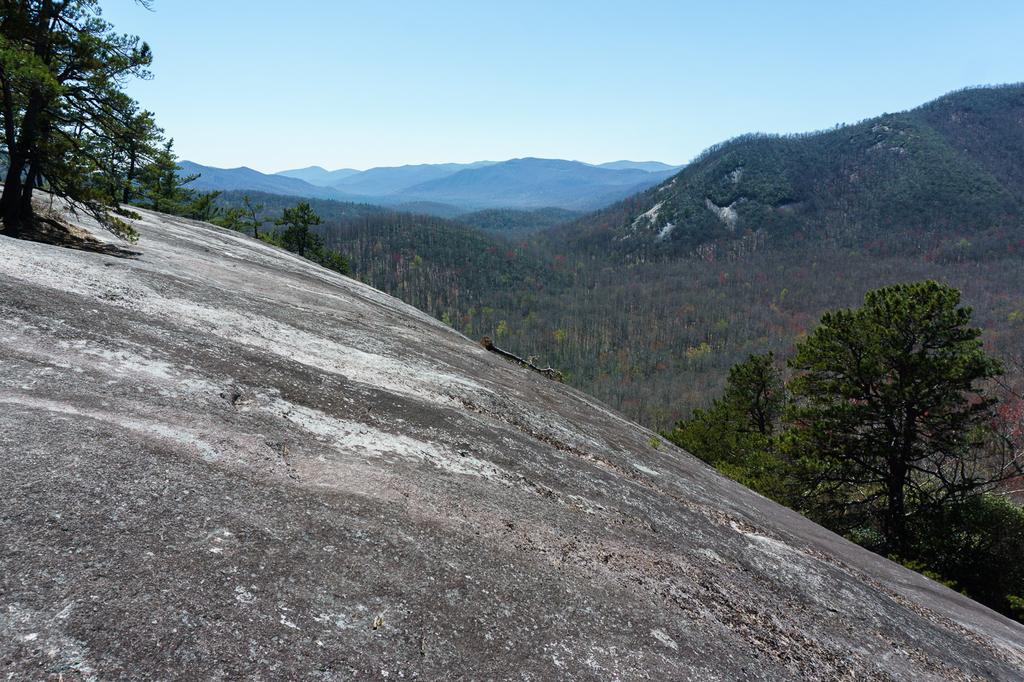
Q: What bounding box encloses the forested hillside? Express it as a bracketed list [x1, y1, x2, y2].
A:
[557, 84, 1024, 258]
[211, 86, 1024, 432]
[314, 210, 569, 319]
[458, 207, 581, 235]
[215, 190, 388, 223]
[291, 208, 1024, 432]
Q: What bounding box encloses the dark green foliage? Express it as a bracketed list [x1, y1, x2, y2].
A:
[913, 86, 1024, 199]
[214, 206, 247, 233]
[135, 139, 192, 212]
[672, 284, 1024, 620]
[114, 107, 161, 205]
[905, 494, 1024, 620]
[267, 201, 349, 276]
[666, 353, 790, 501]
[314, 247, 350, 275]
[720, 352, 785, 436]
[134, 138, 223, 221]
[183, 189, 222, 221]
[458, 207, 581, 236]
[213, 194, 264, 238]
[138, 139, 193, 213]
[787, 281, 1003, 553]
[555, 84, 1024, 260]
[0, 0, 157, 239]
[275, 201, 321, 257]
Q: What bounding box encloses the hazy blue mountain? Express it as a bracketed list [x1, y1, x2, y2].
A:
[179, 161, 348, 200]
[329, 161, 497, 196]
[596, 160, 681, 172]
[398, 158, 677, 210]
[186, 157, 679, 211]
[276, 165, 360, 186]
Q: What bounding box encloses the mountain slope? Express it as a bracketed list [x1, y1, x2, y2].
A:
[401, 157, 676, 210]
[559, 84, 1024, 257]
[1, 205, 1022, 678]
[458, 206, 581, 234]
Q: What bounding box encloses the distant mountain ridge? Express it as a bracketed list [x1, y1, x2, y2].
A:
[398, 158, 677, 210]
[181, 157, 679, 212]
[596, 160, 679, 172]
[328, 161, 498, 196]
[178, 162, 343, 200]
[276, 165, 360, 186]
[559, 84, 1024, 257]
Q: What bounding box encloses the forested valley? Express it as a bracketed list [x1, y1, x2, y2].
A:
[198, 85, 1024, 434]
[323, 216, 1024, 430]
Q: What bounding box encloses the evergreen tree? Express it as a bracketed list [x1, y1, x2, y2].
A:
[115, 106, 161, 204]
[214, 206, 247, 232]
[667, 353, 788, 500]
[212, 195, 262, 234]
[275, 201, 322, 258]
[267, 201, 349, 275]
[721, 352, 784, 436]
[787, 280, 1004, 553]
[182, 189, 222, 221]
[0, 0, 156, 238]
[136, 138, 197, 215]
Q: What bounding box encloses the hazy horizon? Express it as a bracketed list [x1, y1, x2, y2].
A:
[103, 0, 1024, 173]
[194, 157, 681, 175]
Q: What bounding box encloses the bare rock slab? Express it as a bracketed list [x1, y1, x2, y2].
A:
[1, 207, 1022, 679]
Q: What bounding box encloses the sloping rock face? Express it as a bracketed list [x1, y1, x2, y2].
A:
[0, 207, 1022, 680]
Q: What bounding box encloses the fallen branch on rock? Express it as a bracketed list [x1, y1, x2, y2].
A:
[480, 336, 564, 382]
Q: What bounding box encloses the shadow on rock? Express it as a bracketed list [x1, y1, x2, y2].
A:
[13, 215, 140, 259]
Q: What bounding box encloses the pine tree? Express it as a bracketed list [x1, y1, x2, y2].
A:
[275, 201, 322, 258]
[787, 280, 1004, 554]
[268, 201, 349, 275]
[666, 353, 788, 500]
[0, 0, 156, 238]
[136, 138, 197, 215]
[116, 106, 161, 204]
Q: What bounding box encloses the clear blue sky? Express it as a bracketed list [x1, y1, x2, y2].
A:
[103, 0, 1024, 173]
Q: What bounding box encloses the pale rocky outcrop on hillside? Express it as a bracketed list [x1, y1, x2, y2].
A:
[1, 206, 1022, 679]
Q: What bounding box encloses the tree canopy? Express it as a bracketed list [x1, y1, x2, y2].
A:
[275, 201, 322, 258]
[667, 281, 1024, 620]
[788, 280, 1004, 553]
[667, 353, 788, 499]
[263, 201, 349, 276]
[0, 0, 159, 239]
[214, 194, 264, 238]
[136, 138, 197, 215]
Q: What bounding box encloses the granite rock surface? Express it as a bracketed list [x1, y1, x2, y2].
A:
[1, 207, 1022, 680]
